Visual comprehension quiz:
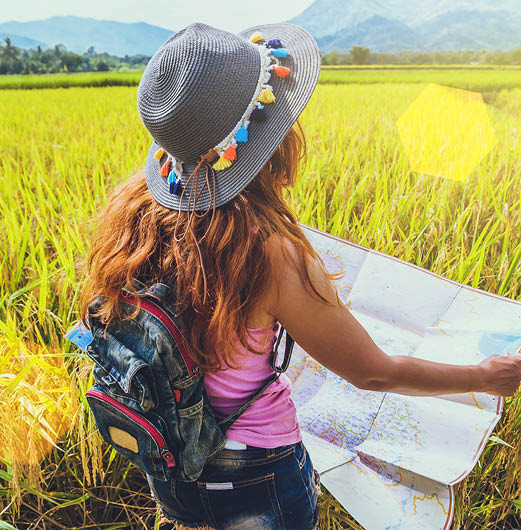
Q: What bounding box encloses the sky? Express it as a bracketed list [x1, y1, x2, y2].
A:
[0, 0, 316, 32]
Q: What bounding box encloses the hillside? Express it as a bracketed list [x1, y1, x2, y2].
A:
[288, 0, 521, 52]
[0, 16, 174, 56]
[2, 6, 521, 56]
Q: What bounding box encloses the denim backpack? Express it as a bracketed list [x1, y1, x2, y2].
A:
[81, 279, 294, 482]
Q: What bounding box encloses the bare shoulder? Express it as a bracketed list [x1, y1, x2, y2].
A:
[263, 233, 391, 389]
[263, 233, 339, 318]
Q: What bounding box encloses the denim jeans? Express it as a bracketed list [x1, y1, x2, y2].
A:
[147, 441, 320, 530]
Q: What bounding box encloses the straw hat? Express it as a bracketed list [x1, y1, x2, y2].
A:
[138, 22, 320, 212]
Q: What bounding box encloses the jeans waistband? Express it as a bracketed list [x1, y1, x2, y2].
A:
[209, 441, 301, 466]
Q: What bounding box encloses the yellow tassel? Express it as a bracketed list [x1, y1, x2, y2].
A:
[154, 148, 165, 160]
[259, 87, 275, 104]
[249, 31, 262, 43]
[213, 155, 233, 171]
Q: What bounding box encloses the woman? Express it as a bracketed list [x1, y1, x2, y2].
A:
[80, 22, 521, 530]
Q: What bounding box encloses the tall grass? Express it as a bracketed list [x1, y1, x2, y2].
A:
[1, 83, 521, 528]
[3, 67, 521, 91]
[318, 68, 521, 91]
[0, 71, 144, 90]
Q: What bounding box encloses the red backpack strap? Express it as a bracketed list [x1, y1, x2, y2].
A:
[119, 293, 198, 377]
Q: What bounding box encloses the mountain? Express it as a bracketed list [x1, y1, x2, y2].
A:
[288, 0, 521, 52]
[316, 15, 420, 54]
[3, 5, 521, 57]
[0, 16, 174, 56]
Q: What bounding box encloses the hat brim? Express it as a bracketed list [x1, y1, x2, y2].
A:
[144, 22, 321, 211]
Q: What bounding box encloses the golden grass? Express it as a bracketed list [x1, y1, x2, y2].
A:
[1, 82, 521, 527]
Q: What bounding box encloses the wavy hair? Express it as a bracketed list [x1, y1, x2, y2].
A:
[80, 121, 339, 371]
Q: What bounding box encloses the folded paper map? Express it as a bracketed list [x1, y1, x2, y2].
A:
[293, 223, 521, 530]
[66, 223, 521, 529]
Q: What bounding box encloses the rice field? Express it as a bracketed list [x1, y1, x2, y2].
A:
[1, 73, 521, 528]
[3, 65, 521, 91]
[319, 68, 521, 91]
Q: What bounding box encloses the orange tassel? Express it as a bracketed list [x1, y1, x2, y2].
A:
[272, 65, 291, 78]
[223, 144, 237, 161]
[160, 158, 171, 177]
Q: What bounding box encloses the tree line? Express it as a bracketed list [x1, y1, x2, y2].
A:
[323, 45, 521, 65]
[2, 39, 521, 75]
[0, 38, 150, 75]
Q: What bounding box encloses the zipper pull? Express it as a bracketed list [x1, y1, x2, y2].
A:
[161, 449, 176, 468]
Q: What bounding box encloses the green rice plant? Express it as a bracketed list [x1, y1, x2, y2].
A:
[3, 67, 521, 92]
[322, 65, 521, 70]
[0, 71, 143, 90]
[318, 68, 521, 91]
[1, 82, 521, 527]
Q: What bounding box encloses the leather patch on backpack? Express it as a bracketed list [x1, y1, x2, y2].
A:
[109, 426, 139, 453]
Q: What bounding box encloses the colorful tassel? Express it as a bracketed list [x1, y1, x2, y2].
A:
[259, 87, 275, 104]
[235, 125, 249, 143]
[223, 144, 237, 161]
[213, 155, 233, 171]
[160, 158, 171, 177]
[168, 170, 176, 193]
[266, 39, 283, 49]
[172, 180, 183, 195]
[168, 169, 182, 195]
[194, 35, 291, 172]
[250, 105, 267, 121]
[272, 65, 291, 78]
[154, 148, 165, 161]
[270, 48, 288, 58]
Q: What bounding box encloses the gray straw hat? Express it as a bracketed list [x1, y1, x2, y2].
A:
[137, 22, 320, 212]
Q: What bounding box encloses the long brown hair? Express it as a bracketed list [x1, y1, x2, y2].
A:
[80, 121, 338, 371]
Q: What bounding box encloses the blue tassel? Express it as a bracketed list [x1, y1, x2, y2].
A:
[266, 39, 283, 49]
[235, 125, 249, 143]
[168, 169, 180, 195]
[270, 48, 288, 58]
[172, 180, 182, 195]
[167, 169, 183, 195]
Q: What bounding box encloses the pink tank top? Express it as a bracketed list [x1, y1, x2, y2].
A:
[204, 322, 301, 448]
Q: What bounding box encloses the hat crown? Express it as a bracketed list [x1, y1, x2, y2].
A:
[138, 23, 260, 163]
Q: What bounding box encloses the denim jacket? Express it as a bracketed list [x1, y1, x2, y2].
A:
[84, 279, 293, 483]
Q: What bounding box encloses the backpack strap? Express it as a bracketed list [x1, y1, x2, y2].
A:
[218, 326, 294, 433]
[117, 290, 295, 435]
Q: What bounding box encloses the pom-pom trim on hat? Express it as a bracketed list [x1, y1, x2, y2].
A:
[156, 31, 293, 194]
[205, 32, 291, 173]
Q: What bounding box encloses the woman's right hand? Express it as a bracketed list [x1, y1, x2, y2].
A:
[478, 354, 521, 397]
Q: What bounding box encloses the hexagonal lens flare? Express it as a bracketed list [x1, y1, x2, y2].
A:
[397, 84, 497, 181]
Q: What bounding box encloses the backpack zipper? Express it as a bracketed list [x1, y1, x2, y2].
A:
[86, 389, 176, 468]
[119, 294, 197, 377]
